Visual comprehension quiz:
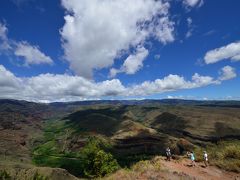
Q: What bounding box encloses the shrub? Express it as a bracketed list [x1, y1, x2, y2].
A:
[0, 170, 11, 180]
[132, 160, 151, 172]
[193, 146, 205, 162]
[93, 150, 119, 177]
[221, 145, 240, 160]
[80, 137, 119, 178]
[203, 140, 240, 173]
[33, 172, 49, 180]
[132, 158, 161, 173]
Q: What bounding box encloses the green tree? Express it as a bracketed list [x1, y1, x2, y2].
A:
[81, 137, 119, 178]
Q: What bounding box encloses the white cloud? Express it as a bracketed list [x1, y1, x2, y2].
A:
[60, 0, 175, 79]
[191, 73, 217, 86]
[154, 16, 175, 44]
[0, 65, 234, 102]
[186, 31, 192, 38]
[0, 64, 126, 101]
[0, 65, 22, 99]
[219, 65, 237, 81]
[167, 95, 175, 99]
[14, 41, 53, 65]
[183, 0, 204, 8]
[186, 17, 193, 38]
[25, 74, 125, 100]
[127, 73, 217, 96]
[109, 46, 149, 77]
[187, 17, 192, 26]
[166, 95, 194, 100]
[0, 22, 11, 51]
[0, 22, 53, 66]
[0, 23, 8, 41]
[204, 42, 240, 64]
[154, 54, 161, 60]
[0, 65, 20, 88]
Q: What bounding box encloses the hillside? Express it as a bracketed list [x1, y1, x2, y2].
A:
[0, 99, 240, 179]
[106, 156, 240, 180]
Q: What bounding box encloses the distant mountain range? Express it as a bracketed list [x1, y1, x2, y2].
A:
[1, 98, 240, 106]
[49, 99, 240, 108]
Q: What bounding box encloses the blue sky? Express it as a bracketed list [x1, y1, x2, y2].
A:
[0, 0, 239, 102]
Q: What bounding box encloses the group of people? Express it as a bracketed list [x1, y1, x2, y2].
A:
[165, 147, 208, 167]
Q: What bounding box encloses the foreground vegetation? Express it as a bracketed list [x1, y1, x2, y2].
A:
[195, 140, 240, 172]
[0, 170, 11, 180]
[105, 158, 163, 180]
[32, 119, 119, 178]
[33, 137, 119, 178]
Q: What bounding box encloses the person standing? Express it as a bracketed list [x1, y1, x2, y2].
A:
[166, 147, 171, 161]
[190, 151, 196, 166]
[203, 151, 208, 167]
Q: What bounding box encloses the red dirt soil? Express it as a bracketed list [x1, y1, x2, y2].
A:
[161, 158, 240, 180]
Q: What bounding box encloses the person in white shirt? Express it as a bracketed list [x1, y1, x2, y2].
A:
[203, 151, 208, 167]
[166, 147, 171, 161]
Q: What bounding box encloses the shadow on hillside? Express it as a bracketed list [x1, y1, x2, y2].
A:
[151, 112, 188, 137]
[63, 106, 128, 136]
[62, 106, 174, 167]
[114, 131, 170, 167]
[213, 122, 240, 141]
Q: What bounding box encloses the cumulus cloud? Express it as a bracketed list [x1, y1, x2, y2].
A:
[191, 73, 217, 86]
[60, 0, 175, 79]
[219, 65, 237, 81]
[14, 41, 53, 65]
[0, 22, 53, 66]
[26, 74, 125, 100]
[0, 65, 20, 88]
[0, 64, 126, 101]
[183, 0, 204, 8]
[128, 73, 217, 96]
[0, 65, 22, 99]
[0, 64, 235, 102]
[109, 46, 149, 77]
[204, 42, 240, 64]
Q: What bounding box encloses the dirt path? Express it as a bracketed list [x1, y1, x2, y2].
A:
[160, 158, 240, 180]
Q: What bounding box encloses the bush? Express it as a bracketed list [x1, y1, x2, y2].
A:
[132, 157, 161, 173]
[203, 141, 240, 172]
[33, 172, 49, 180]
[81, 137, 119, 178]
[132, 160, 151, 172]
[221, 145, 240, 160]
[193, 146, 205, 162]
[0, 170, 11, 180]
